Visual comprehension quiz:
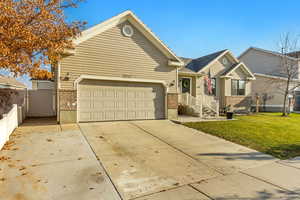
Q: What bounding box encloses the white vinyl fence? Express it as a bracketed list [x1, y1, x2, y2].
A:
[27, 89, 56, 117]
[0, 104, 25, 150]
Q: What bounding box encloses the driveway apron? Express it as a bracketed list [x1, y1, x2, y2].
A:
[79, 121, 220, 200]
[132, 120, 277, 175]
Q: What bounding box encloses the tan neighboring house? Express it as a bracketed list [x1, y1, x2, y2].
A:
[178, 50, 256, 117]
[239, 47, 300, 112]
[0, 75, 27, 117]
[31, 79, 54, 90]
[0, 75, 26, 90]
[54, 11, 184, 123]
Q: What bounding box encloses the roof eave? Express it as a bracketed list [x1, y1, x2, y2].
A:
[239, 47, 300, 61]
[178, 72, 203, 77]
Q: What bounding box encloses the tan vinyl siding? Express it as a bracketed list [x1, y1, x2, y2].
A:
[251, 76, 291, 106]
[198, 54, 252, 109]
[202, 57, 231, 103]
[60, 21, 177, 92]
[239, 48, 300, 79]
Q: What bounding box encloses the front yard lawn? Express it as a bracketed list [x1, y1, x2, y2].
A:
[184, 113, 300, 159]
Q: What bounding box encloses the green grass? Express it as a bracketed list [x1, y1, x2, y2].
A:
[184, 113, 300, 159]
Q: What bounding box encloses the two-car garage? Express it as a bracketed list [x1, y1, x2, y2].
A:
[57, 11, 183, 123]
[78, 79, 166, 122]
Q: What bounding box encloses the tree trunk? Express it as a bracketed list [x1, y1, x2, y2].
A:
[282, 93, 287, 116]
[282, 78, 291, 116]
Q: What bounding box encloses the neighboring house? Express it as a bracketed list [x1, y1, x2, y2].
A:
[31, 79, 54, 90]
[54, 10, 183, 123]
[0, 75, 26, 89]
[178, 50, 255, 117]
[0, 75, 27, 118]
[239, 47, 300, 112]
[288, 51, 300, 59]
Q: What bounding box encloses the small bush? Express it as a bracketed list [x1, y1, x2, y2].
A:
[0, 89, 18, 119]
[178, 104, 189, 115]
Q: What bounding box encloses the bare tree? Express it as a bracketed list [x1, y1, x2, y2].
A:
[277, 33, 300, 116]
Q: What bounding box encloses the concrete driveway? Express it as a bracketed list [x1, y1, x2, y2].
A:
[0, 118, 120, 200]
[1, 118, 300, 200]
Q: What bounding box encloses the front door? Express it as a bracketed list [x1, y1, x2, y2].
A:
[180, 77, 191, 94]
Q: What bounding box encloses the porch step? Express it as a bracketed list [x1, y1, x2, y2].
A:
[202, 106, 218, 118]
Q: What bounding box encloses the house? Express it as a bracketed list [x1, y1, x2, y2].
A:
[0, 75, 26, 89]
[178, 50, 256, 117]
[0, 75, 27, 119]
[239, 47, 300, 112]
[54, 11, 184, 123]
[31, 79, 54, 90]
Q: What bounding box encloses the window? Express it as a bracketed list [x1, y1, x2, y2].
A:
[122, 25, 134, 37]
[232, 80, 246, 96]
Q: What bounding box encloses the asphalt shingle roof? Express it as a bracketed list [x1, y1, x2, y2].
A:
[220, 63, 239, 76]
[181, 49, 227, 72]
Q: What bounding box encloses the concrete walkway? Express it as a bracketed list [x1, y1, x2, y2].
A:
[1, 118, 300, 200]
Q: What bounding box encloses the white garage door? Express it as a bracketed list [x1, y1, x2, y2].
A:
[78, 80, 165, 122]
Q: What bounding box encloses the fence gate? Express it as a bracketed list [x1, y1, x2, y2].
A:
[27, 89, 56, 117]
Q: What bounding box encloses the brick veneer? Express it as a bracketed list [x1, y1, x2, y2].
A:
[225, 96, 252, 112]
[167, 93, 178, 109]
[59, 89, 77, 111]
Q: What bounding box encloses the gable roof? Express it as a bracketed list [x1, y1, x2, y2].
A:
[0, 75, 26, 89]
[254, 73, 300, 82]
[183, 49, 228, 72]
[221, 62, 256, 80]
[239, 47, 300, 61]
[180, 49, 240, 73]
[178, 67, 200, 76]
[179, 50, 255, 79]
[73, 10, 183, 66]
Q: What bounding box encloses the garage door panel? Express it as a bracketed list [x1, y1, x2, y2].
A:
[80, 112, 92, 121]
[79, 80, 165, 122]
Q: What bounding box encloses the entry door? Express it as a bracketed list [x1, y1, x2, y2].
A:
[78, 80, 165, 122]
[180, 78, 191, 94]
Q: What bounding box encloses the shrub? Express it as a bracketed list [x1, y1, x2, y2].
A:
[178, 104, 189, 115]
[0, 89, 18, 119]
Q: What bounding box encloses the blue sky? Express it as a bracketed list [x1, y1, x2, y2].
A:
[65, 0, 300, 58]
[6, 0, 300, 87]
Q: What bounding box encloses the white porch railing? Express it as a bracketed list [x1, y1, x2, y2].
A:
[0, 104, 24, 150]
[178, 93, 219, 117]
[200, 94, 219, 116]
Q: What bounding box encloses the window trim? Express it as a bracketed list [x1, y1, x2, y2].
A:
[231, 79, 246, 96]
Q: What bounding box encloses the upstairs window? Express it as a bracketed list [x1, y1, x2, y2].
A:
[232, 80, 245, 96]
